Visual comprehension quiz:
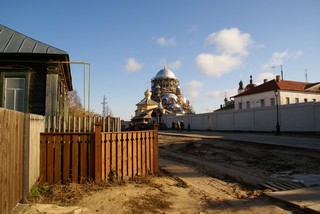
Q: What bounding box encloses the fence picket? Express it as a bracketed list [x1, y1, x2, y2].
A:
[127, 132, 133, 177]
[62, 135, 71, 183]
[54, 136, 62, 183]
[72, 135, 79, 183]
[40, 135, 47, 183]
[137, 132, 141, 176]
[80, 135, 87, 183]
[132, 132, 137, 176]
[122, 132, 128, 178]
[45, 116, 121, 133]
[150, 131, 154, 173]
[111, 133, 117, 174]
[146, 132, 150, 173]
[47, 135, 54, 184]
[117, 133, 122, 180]
[141, 132, 146, 176]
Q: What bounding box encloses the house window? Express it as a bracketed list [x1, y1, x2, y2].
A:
[295, 98, 299, 103]
[4, 78, 25, 111]
[260, 99, 265, 107]
[304, 98, 308, 102]
[270, 98, 275, 106]
[286, 97, 290, 104]
[239, 102, 242, 109]
[313, 99, 316, 102]
[246, 101, 250, 109]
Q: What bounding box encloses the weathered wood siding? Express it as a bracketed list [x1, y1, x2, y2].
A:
[28, 68, 46, 115]
[0, 108, 24, 214]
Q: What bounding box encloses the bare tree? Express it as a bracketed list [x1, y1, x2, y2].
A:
[67, 90, 84, 116]
[101, 95, 113, 117]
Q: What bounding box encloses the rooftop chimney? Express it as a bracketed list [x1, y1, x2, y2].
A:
[276, 75, 281, 82]
[263, 79, 268, 83]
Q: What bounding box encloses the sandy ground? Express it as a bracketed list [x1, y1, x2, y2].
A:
[15, 134, 320, 214]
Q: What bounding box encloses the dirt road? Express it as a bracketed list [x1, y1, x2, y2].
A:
[17, 134, 320, 213]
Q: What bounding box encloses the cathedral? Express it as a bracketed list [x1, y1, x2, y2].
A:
[132, 66, 193, 124]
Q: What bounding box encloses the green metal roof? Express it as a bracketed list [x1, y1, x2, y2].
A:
[0, 24, 68, 55]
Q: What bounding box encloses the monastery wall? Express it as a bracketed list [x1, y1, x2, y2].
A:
[161, 102, 320, 132]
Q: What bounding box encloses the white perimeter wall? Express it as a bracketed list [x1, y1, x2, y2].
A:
[162, 102, 320, 132]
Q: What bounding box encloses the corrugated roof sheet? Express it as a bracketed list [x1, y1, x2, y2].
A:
[0, 24, 68, 55]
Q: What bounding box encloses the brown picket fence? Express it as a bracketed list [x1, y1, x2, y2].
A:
[39, 124, 158, 184]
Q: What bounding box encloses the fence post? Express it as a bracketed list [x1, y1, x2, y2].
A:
[94, 123, 102, 181]
[153, 124, 159, 173]
[21, 113, 30, 203]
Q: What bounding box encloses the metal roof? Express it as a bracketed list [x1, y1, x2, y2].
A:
[153, 66, 177, 79]
[0, 24, 68, 55]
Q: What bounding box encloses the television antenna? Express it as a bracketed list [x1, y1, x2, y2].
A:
[305, 69, 308, 82]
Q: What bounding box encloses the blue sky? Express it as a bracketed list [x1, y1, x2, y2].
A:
[2, 0, 320, 120]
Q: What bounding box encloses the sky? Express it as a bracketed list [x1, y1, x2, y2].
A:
[2, 0, 320, 120]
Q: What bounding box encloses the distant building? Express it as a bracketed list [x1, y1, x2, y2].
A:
[131, 89, 158, 124]
[151, 66, 193, 114]
[132, 66, 193, 124]
[233, 75, 320, 110]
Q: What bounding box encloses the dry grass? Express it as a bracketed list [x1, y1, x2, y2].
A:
[28, 180, 111, 206]
[27, 174, 161, 207]
[126, 192, 173, 214]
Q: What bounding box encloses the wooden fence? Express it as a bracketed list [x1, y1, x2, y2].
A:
[0, 109, 24, 214]
[45, 116, 121, 133]
[39, 124, 159, 184]
[0, 108, 44, 214]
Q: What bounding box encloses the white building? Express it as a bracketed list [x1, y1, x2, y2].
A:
[233, 75, 320, 110]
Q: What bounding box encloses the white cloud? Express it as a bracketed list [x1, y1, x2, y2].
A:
[196, 28, 252, 77]
[169, 60, 181, 70]
[156, 37, 176, 46]
[195, 53, 242, 77]
[262, 50, 303, 70]
[207, 88, 238, 99]
[207, 91, 222, 99]
[205, 27, 252, 56]
[256, 72, 274, 84]
[205, 106, 216, 112]
[125, 57, 143, 72]
[185, 80, 203, 98]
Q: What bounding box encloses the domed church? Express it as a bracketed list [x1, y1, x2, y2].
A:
[132, 66, 193, 124]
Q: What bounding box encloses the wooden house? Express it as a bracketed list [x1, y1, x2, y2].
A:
[0, 24, 73, 117]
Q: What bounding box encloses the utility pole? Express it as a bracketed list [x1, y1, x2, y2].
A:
[101, 95, 108, 117]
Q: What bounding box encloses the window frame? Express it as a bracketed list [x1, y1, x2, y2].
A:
[270, 98, 275, 106]
[0, 70, 30, 112]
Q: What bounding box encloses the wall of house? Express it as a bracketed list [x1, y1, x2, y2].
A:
[234, 91, 320, 110]
[234, 91, 274, 110]
[279, 91, 320, 104]
[162, 102, 320, 132]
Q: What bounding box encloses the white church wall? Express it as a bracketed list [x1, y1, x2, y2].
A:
[161, 102, 320, 132]
[279, 102, 319, 131]
[253, 107, 276, 131]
